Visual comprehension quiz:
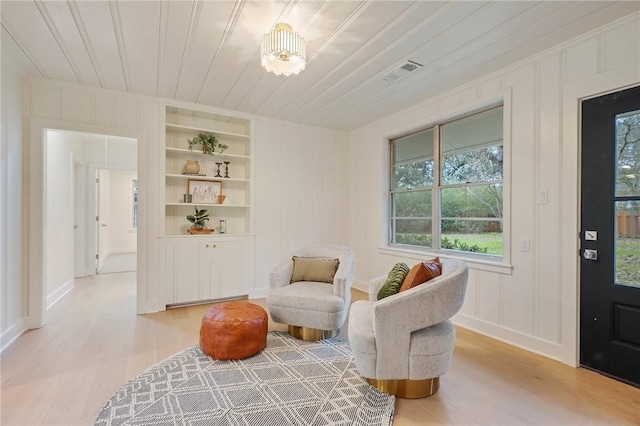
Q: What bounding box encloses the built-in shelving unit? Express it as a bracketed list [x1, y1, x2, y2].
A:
[163, 105, 253, 236]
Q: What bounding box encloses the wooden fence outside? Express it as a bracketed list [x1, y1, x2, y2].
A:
[617, 212, 640, 238]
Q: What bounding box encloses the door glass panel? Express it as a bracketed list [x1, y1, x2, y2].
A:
[615, 110, 640, 197]
[615, 200, 640, 287]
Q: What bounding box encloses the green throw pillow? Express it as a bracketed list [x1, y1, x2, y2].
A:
[377, 263, 410, 300]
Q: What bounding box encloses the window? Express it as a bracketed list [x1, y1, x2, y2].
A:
[132, 179, 138, 229]
[390, 105, 504, 257]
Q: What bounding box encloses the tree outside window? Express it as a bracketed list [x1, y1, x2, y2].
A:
[614, 110, 640, 286]
[390, 106, 504, 257]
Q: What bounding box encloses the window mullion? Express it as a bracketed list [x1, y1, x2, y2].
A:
[433, 123, 441, 251]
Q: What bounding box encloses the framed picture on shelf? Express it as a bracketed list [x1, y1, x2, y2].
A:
[188, 179, 221, 204]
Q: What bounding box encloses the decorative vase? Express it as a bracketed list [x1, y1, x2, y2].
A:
[185, 160, 200, 174]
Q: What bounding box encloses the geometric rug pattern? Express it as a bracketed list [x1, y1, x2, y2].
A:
[94, 331, 395, 425]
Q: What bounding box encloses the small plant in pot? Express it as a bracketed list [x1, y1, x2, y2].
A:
[186, 206, 213, 234]
[187, 133, 228, 155]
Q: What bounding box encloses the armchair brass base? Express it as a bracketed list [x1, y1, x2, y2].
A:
[367, 377, 440, 399]
[288, 325, 338, 341]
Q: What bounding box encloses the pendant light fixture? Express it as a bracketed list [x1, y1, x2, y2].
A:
[260, 23, 306, 76]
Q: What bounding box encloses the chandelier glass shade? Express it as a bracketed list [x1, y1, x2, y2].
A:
[261, 23, 306, 76]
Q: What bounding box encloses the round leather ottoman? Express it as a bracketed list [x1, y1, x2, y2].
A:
[199, 301, 268, 360]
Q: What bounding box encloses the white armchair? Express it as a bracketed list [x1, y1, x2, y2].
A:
[348, 258, 468, 398]
[267, 245, 355, 341]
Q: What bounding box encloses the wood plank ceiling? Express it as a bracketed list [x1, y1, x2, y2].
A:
[1, 1, 638, 131]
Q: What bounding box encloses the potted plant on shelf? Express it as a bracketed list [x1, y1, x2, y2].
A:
[186, 206, 214, 234]
[187, 133, 228, 155]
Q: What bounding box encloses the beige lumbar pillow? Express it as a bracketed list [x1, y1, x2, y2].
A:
[291, 256, 340, 284]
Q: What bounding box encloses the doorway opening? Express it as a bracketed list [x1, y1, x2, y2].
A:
[44, 129, 138, 310]
[95, 168, 138, 274]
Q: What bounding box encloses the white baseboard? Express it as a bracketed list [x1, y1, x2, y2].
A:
[47, 279, 73, 310]
[453, 313, 565, 364]
[109, 248, 137, 254]
[250, 287, 268, 299]
[352, 279, 368, 293]
[1, 319, 26, 353]
[348, 280, 566, 365]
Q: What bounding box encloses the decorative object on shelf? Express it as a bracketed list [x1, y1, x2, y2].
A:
[219, 219, 227, 234]
[183, 193, 193, 203]
[187, 133, 229, 155]
[261, 23, 306, 76]
[188, 179, 222, 204]
[215, 162, 223, 178]
[187, 228, 214, 235]
[186, 206, 214, 234]
[217, 195, 226, 204]
[184, 159, 200, 174]
[224, 161, 231, 178]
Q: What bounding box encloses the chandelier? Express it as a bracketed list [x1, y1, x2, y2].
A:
[261, 23, 306, 76]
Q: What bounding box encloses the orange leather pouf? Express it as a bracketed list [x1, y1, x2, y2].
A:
[199, 301, 268, 360]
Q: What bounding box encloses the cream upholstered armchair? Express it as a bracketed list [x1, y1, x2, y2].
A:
[348, 258, 468, 398]
[267, 245, 355, 341]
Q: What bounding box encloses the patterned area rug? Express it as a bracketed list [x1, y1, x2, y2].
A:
[94, 332, 395, 425]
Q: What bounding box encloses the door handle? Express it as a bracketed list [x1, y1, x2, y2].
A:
[583, 249, 598, 260]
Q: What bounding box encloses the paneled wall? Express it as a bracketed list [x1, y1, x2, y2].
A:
[3, 12, 637, 366]
[1, 48, 27, 351]
[27, 80, 161, 321]
[347, 13, 640, 365]
[9, 75, 348, 338]
[252, 118, 349, 296]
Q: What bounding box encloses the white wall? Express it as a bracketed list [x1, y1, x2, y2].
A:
[104, 169, 137, 254]
[347, 13, 640, 366]
[7, 11, 637, 367]
[27, 81, 159, 323]
[0, 44, 26, 351]
[45, 132, 75, 308]
[23, 78, 348, 323]
[252, 118, 349, 296]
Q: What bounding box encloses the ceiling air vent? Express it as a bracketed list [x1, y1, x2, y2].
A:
[383, 60, 423, 82]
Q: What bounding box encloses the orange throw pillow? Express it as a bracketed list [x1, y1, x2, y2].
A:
[399, 257, 442, 292]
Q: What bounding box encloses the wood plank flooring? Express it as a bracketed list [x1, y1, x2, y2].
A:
[1, 272, 639, 425]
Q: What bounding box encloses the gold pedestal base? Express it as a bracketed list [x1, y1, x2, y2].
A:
[288, 325, 338, 341]
[367, 377, 440, 399]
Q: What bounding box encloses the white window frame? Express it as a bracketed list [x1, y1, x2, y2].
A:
[382, 96, 512, 272]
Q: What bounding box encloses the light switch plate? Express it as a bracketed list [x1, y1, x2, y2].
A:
[585, 231, 597, 241]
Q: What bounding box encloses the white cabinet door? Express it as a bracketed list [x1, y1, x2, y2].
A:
[160, 237, 253, 306]
[173, 240, 201, 304]
[216, 240, 244, 299]
[198, 241, 216, 300]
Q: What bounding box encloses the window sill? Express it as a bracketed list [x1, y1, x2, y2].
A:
[378, 246, 513, 275]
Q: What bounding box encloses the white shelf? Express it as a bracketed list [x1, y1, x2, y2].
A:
[164, 104, 252, 238]
[165, 147, 249, 160]
[166, 123, 249, 140]
[165, 174, 250, 183]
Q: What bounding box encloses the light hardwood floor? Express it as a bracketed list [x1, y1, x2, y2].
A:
[1, 272, 639, 425]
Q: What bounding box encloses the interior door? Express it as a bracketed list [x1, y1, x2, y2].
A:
[96, 168, 109, 273]
[580, 85, 640, 387]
